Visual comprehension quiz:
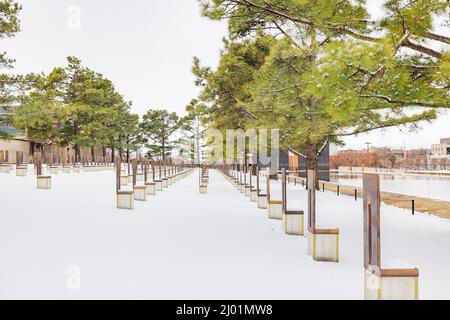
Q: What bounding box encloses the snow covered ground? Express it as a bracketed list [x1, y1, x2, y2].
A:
[1, 167, 450, 299]
[330, 173, 450, 202]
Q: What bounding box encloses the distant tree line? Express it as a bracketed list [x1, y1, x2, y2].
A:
[330, 147, 438, 170]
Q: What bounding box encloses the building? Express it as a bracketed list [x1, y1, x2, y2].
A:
[329, 147, 431, 170]
[329, 149, 378, 169]
[1, 105, 109, 164]
[431, 138, 450, 156]
[403, 148, 429, 169]
[0, 106, 32, 163]
[254, 145, 331, 181]
[428, 138, 450, 170]
[287, 143, 331, 181]
[373, 147, 406, 169]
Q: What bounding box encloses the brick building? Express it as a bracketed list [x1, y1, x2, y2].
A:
[428, 138, 450, 170]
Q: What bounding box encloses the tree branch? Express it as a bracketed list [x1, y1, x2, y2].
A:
[271, 19, 301, 47]
[316, 139, 329, 159]
[229, 0, 313, 25]
[288, 146, 307, 159]
[424, 32, 450, 45]
[360, 94, 449, 108]
[403, 39, 442, 59]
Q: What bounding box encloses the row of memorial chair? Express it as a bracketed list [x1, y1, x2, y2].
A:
[199, 166, 209, 194]
[116, 158, 194, 209]
[218, 166, 419, 300]
[1, 163, 115, 190]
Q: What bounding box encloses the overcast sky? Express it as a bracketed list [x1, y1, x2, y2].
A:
[3, 0, 449, 150]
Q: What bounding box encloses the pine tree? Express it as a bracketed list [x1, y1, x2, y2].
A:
[197, 0, 449, 172]
[140, 109, 181, 160]
[0, 0, 21, 138]
[13, 57, 138, 161]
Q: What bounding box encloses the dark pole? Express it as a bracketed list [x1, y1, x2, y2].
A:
[115, 155, 121, 192]
[282, 168, 286, 214]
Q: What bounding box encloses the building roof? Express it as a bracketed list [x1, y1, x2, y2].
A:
[0, 105, 28, 140]
[0, 127, 28, 140]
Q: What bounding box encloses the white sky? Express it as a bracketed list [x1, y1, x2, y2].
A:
[3, 0, 449, 150]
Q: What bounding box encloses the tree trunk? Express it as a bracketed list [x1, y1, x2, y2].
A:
[30, 142, 36, 157]
[73, 123, 80, 162]
[306, 143, 319, 190]
[91, 147, 95, 163]
[111, 146, 115, 164]
[41, 144, 46, 164]
[162, 137, 166, 161]
[75, 144, 81, 163]
[162, 122, 167, 161]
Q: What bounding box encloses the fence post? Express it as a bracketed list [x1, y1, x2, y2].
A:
[354, 189, 357, 201]
[337, 185, 340, 196]
[412, 200, 415, 215]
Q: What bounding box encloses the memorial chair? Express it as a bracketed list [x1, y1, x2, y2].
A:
[233, 165, 239, 187]
[16, 165, 28, 177]
[199, 166, 208, 194]
[144, 160, 157, 195]
[154, 162, 164, 191]
[239, 164, 246, 193]
[244, 164, 251, 197]
[15, 153, 27, 176]
[161, 162, 169, 188]
[34, 152, 51, 190]
[162, 176, 169, 188]
[62, 164, 71, 173]
[235, 165, 240, 190]
[363, 174, 419, 300]
[0, 164, 11, 173]
[73, 164, 81, 173]
[281, 169, 304, 236]
[131, 159, 146, 202]
[249, 165, 258, 202]
[229, 165, 235, 186]
[116, 156, 133, 209]
[266, 167, 283, 220]
[136, 161, 144, 182]
[307, 169, 339, 262]
[49, 165, 59, 174]
[167, 165, 176, 185]
[256, 166, 267, 209]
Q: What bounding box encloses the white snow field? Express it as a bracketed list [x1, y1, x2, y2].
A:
[1, 167, 450, 299]
[330, 173, 450, 202]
